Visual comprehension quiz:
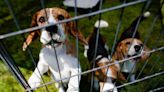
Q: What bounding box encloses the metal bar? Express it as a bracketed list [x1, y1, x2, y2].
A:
[26, 46, 164, 90]
[90, 0, 103, 91]
[116, 71, 164, 89]
[4, 0, 21, 30]
[144, 29, 164, 90]
[122, 0, 149, 81]
[136, 28, 164, 79]
[0, 0, 147, 40]
[136, 1, 164, 78]
[0, 41, 32, 92]
[110, 0, 126, 56]
[73, 0, 80, 91]
[148, 86, 164, 92]
[107, 0, 127, 91]
[4, 0, 48, 91]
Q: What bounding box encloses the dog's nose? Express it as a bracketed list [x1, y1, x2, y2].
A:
[134, 45, 141, 52]
[46, 25, 58, 34]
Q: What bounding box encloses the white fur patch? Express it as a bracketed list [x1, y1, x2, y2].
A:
[40, 29, 51, 44]
[121, 59, 137, 73]
[98, 57, 109, 63]
[57, 24, 66, 42]
[102, 78, 118, 92]
[94, 20, 109, 28]
[143, 11, 151, 18]
[128, 39, 141, 56]
[48, 9, 56, 24]
[83, 45, 89, 58]
[28, 45, 81, 91]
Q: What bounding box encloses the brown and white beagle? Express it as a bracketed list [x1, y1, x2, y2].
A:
[112, 11, 151, 82]
[22, 7, 87, 92]
[84, 20, 125, 92]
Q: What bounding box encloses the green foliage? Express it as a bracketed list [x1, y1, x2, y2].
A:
[0, 0, 163, 92]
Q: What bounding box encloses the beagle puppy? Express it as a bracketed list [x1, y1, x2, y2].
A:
[22, 7, 87, 92]
[113, 11, 151, 82]
[84, 20, 125, 92]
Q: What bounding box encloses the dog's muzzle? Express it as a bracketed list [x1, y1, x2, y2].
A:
[46, 25, 58, 35]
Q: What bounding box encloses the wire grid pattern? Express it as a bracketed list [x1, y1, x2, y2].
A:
[0, 0, 164, 92]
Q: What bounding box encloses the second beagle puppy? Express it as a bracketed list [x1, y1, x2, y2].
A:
[84, 20, 125, 92]
[113, 11, 151, 82]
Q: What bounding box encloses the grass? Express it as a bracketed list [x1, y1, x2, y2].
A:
[0, 61, 25, 92]
[0, 0, 164, 92]
[0, 61, 58, 92]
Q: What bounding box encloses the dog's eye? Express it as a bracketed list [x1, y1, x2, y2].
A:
[140, 44, 143, 47]
[126, 42, 130, 45]
[39, 17, 45, 23]
[57, 15, 64, 20]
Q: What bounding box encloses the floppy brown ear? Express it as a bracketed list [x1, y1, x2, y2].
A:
[113, 43, 124, 60]
[66, 15, 87, 45]
[141, 45, 151, 61]
[22, 12, 40, 51]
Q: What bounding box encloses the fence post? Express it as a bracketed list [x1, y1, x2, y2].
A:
[0, 41, 32, 92]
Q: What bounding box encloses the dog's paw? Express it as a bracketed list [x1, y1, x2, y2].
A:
[84, 45, 89, 58]
[28, 80, 40, 89]
[22, 42, 28, 51]
[100, 82, 118, 92]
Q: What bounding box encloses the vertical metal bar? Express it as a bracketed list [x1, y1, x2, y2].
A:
[4, 0, 49, 91]
[106, 0, 127, 91]
[73, 0, 80, 91]
[1, 0, 35, 89]
[136, 1, 164, 80]
[124, 0, 151, 81]
[0, 41, 32, 92]
[90, 0, 103, 92]
[110, 0, 126, 56]
[144, 29, 164, 91]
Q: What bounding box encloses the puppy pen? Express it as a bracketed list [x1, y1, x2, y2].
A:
[0, 0, 164, 92]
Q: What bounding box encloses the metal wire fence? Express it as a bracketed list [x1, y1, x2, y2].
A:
[0, 0, 163, 92]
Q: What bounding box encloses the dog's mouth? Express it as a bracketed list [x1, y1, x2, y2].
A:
[127, 52, 142, 60]
[40, 22, 66, 45]
[46, 39, 62, 45]
[128, 52, 140, 57]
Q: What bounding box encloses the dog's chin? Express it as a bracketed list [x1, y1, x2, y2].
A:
[128, 49, 143, 57]
[127, 52, 142, 60]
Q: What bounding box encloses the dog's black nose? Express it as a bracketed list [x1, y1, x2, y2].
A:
[46, 25, 58, 34]
[134, 45, 141, 52]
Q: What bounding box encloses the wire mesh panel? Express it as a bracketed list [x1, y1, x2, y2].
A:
[0, 0, 164, 92]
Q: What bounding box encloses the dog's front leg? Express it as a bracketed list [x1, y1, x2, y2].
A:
[67, 66, 81, 92]
[99, 78, 118, 92]
[129, 73, 136, 82]
[28, 60, 48, 89]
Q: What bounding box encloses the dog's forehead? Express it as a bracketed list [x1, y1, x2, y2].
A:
[121, 38, 142, 44]
[36, 8, 69, 18]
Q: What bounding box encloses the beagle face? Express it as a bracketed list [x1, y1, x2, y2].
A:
[32, 8, 69, 45]
[118, 38, 143, 57]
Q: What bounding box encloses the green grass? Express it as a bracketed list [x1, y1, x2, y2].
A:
[0, 0, 164, 92]
[0, 61, 58, 92]
[0, 61, 24, 92]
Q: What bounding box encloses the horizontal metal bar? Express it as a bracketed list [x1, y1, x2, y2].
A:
[116, 71, 164, 89]
[0, 0, 147, 40]
[26, 46, 164, 91]
[148, 86, 164, 92]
